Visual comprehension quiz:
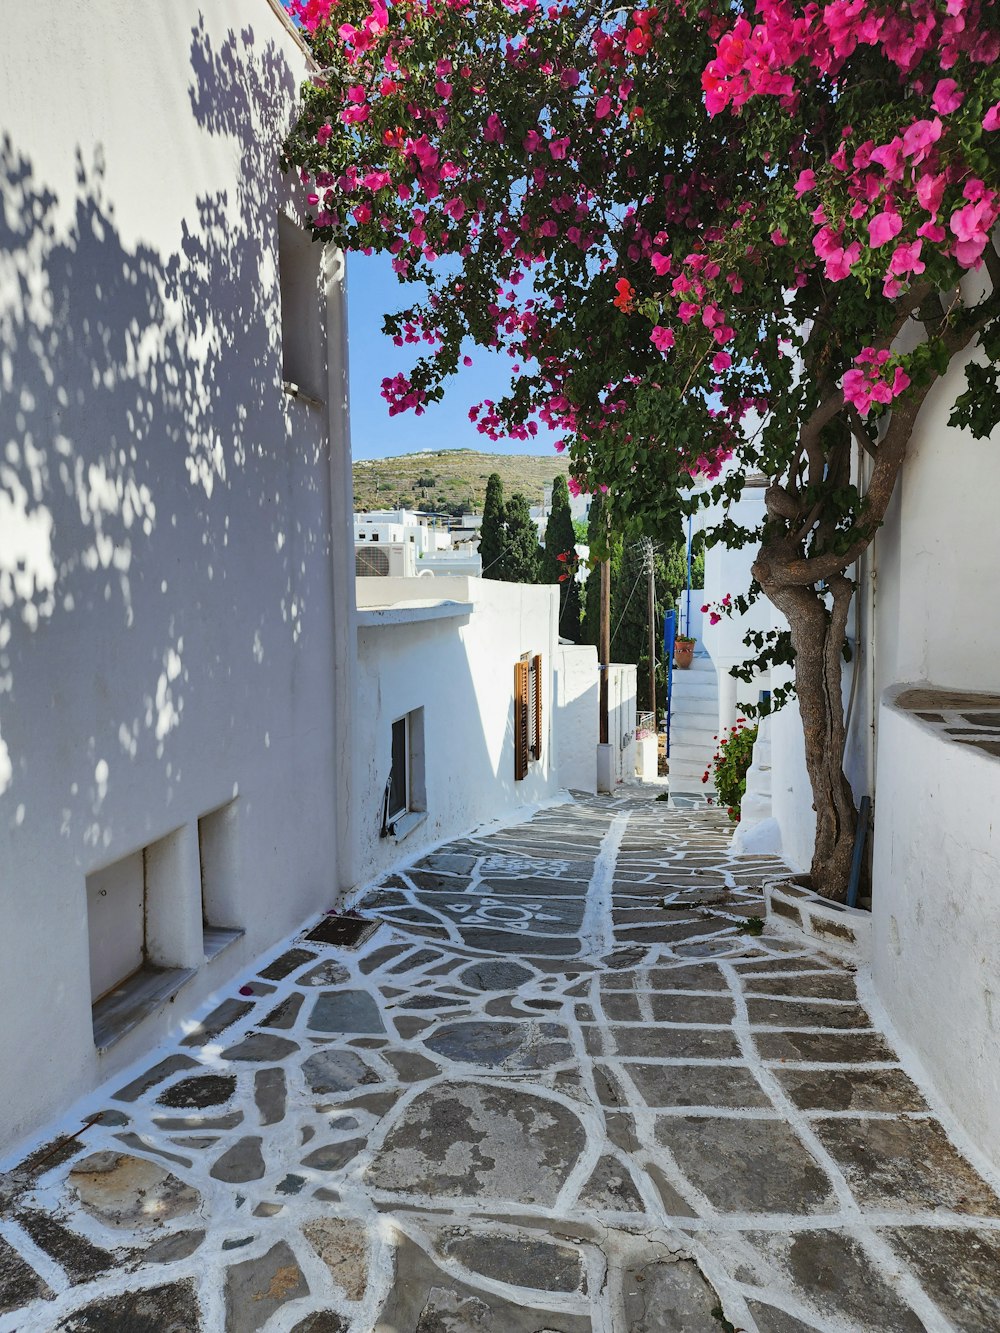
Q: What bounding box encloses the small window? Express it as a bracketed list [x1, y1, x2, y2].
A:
[371, 533, 379, 541]
[383, 708, 426, 836]
[277, 214, 325, 403]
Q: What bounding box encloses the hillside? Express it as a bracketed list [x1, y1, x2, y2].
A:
[352, 449, 571, 515]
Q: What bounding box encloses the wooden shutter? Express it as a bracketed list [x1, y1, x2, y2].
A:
[530, 654, 543, 761]
[514, 659, 530, 781]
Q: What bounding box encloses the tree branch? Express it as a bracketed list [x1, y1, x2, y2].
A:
[845, 403, 878, 459]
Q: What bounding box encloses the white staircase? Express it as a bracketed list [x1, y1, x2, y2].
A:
[731, 715, 783, 854]
[665, 653, 719, 794]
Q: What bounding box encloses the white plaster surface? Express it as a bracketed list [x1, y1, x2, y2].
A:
[761, 337, 1000, 1167]
[554, 643, 599, 793]
[872, 695, 1000, 1168]
[354, 576, 562, 885]
[0, 2, 351, 1154]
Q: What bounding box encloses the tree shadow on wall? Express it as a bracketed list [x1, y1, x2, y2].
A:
[0, 21, 332, 854]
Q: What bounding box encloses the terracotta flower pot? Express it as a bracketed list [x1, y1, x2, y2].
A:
[674, 638, 695, 668]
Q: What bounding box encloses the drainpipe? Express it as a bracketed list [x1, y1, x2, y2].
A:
[685, 512, 693, 637]
[664, 609, 676, 758]
[323, 246, 361, 895]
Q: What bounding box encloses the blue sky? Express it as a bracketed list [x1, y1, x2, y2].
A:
[346, 251, 566, 462]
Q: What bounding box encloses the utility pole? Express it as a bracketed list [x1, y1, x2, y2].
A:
[639, 537, 656, 724]
[599, 557, 610, 745]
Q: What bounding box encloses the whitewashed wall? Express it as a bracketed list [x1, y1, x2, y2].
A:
[354, 577, 561, 885]
[764, 317, 1000, 1167]
[554, 644, 599, 794]
[609, 663, 639, 784]
[872, 696, 1000, 1165]
[701, 487, 772, 733]
[0, 2, 355, 1155]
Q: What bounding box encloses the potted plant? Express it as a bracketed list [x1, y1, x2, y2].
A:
[674, 632, 696, 669]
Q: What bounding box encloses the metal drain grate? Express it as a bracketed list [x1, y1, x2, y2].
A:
[303, 913, 379, 948]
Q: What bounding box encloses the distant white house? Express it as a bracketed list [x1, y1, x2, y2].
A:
[352, 576, 561, 884]
[352, 575, 639, 884]
[355, 508, 482, 577]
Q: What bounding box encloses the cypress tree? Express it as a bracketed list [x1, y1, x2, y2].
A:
[479, 472, 505, 578]
[542, 475, 581, 641]
[499, 493, 543, 583]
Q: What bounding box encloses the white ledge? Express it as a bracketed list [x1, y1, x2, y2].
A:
[357, 600, 473, 628]
[388, 810, 428, 841]
[763, 877, 872, 961]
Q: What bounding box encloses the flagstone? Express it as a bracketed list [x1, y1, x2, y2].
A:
[223, 1241, 308, 1332]
[308, 990, 385, 1034]
[367, 1083, 585, 1204]
[655, 1117, 836, 1215]
[424, 1020, 573, 1070]
[56, 1280, 200, 1331]
[67, 1152, 200, 1230]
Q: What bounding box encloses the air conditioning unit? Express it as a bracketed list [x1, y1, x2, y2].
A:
[355, 542, 416, 577]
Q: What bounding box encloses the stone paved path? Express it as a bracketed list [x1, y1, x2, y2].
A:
[3, 793, 1000, 1331]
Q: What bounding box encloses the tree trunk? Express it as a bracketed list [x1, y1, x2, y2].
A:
[757, 567, 857, 901]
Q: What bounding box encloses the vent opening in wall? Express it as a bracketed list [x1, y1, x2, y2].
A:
[198, 798, 245, 961]
[277, 214, 326, 404]
[87, 828, 199, 1050]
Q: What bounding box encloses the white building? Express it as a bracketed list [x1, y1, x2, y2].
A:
[716, 291, 1000, 1171]
[355, 508, 482, 577]
[0, 0, 639, 1162]
[353, 577, 561, 884]
[0, 0, 359, 1156]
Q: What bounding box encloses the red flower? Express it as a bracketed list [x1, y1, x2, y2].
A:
[613, 277, 635, 312]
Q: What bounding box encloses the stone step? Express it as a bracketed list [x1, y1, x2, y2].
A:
[669, 765, 714, 794]
[669, 714, 719, 736]
[668, 682, 719, 702]
[668, 743, 714, 767]
[669, 727, 718, 749]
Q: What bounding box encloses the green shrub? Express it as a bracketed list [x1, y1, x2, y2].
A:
[703, 720, 758, 823]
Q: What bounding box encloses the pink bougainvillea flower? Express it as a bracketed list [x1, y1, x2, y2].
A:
[869, 210, 903, 247]
[650, 325, 675, 352]
[901, 117, 942, 163]
[794, 169, 816, 197]
[887, 239, 924, 278]
[932, 79, 964, 114]
[484, 113, 505, 143]
[711, 351, 732, 372]
[982, 103, 1000, 132]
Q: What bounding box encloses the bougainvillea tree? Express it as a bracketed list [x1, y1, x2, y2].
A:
[281, 0, 1000, 899]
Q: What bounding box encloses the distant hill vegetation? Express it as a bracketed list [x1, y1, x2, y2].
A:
[352, 449, 571, 515]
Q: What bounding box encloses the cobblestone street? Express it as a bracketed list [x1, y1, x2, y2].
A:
[3, 793, 1000, 1331]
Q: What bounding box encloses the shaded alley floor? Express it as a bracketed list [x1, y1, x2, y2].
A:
[3, 794, 1000, 1332]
